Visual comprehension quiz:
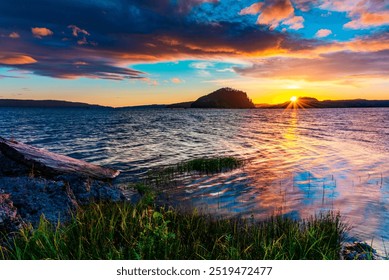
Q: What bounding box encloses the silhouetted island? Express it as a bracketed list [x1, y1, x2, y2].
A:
[0, 99, 108, 108]
[190, 88, 255, 109]
[256, 97, 389, 109]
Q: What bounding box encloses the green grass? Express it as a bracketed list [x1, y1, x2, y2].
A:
[0, 201, 346, 260]
[146, 157, 244, 187]
[174, 157, 244, 174]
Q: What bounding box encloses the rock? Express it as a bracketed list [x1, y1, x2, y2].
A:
[0, 176, 125, 226]
[0, 137, 126, 228]
[0, 177, 77, 225]
[0, 193, 23, 233]
[341, 241, 382, 260]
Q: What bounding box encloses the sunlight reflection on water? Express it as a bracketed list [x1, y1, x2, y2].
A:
[1, 107, 389, 254]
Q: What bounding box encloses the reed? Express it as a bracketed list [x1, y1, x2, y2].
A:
[0, 200, 346, 260]
[146, 156, 244, 186]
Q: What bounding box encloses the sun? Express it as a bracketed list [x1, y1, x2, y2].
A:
[290, 96, 298, 102]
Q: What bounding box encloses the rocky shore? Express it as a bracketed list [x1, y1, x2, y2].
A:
[0, 137, 125, 236]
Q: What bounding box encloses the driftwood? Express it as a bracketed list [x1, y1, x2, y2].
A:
[0, 137, 120, 180]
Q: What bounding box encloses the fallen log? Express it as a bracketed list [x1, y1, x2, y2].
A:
[0, 137, 120, 180]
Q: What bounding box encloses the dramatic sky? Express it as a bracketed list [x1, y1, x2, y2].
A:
[0, 0, 388, 106]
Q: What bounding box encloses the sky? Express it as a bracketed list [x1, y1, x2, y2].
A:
[0, 0, 388, 107]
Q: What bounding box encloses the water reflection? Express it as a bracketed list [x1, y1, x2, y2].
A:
[1, 107, 389, 254]
[164, 109, 389, 254]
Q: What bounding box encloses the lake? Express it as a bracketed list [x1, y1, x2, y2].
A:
[1, 107, 389, 254]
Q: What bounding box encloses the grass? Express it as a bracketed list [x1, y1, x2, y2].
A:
[0, 200, 346, 260]
[174, 157, 244, 174]
[146, 156, 244, 186]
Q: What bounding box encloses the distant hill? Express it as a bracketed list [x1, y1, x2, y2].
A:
[256, 97, 389, 109]
[0, 99, 108, 108]
[166, 101, 193, 109]
[191, 88, 255, 109]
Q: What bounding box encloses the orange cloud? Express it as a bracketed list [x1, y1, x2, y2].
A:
[315, 29, 332, 38]
[344, 10, 389, 29]
[171, 77, 183, 84]
[31, 27, 53, 38]
[68, 25, 90, 37]
[235, 50, 389, 82]
[0, 54, 37, 65]
[257, 0, 294, 29]
[240, 0, 304, 30]
[320, 0, 389, 29]
[239, 2, 263, 15]
[317, 33, 389, 54]
[9, 32, 20, 39]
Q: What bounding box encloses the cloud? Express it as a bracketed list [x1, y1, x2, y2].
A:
[0, 0, 319, 80]
[197, 70, 211, 77]
[312, 32, 389, 54]
[257, 0, 294, 28]
[239, 2, 264, 15]
[257, 0, 295, 29]
[240, 0, 304, 30]
[171, 77, 183, 83]
[319, 0, 389, 29]
[0, 74, 22, 79]
[282, 16, 304, 30]
[234, 50, 389, 81]
[9, 32, 20, 39]
[315, 29, 332, 38]
[292, 0, 320, 11]
[143, 78, 159, 86]
[216, 67, 235, 72]
[31, 27, 53, 38]
[190, 61, 214, 69]
[26, 60, 143, 80]
[68, 25, 90, 37]
[344, 10, 389, 29]
[319, 0, 360, 12]
[0, 54, 37, 65]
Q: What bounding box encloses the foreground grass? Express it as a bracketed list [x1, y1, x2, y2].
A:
[0, 201, 346, 260]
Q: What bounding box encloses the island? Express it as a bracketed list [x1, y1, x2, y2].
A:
[0, 99, 109, 108]
[190, 87, 255, 109]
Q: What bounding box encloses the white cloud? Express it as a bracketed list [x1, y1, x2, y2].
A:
[190, 61, 214, 69]
[283, 16, 304, 30]
[315, 29, 332, 38]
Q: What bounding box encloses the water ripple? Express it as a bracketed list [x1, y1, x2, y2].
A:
[1, 107, 389, 253]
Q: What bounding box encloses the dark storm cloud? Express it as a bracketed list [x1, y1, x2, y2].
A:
[0, 0, 317, 80]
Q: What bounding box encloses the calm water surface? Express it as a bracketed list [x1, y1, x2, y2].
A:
[1, 107, 389, 253]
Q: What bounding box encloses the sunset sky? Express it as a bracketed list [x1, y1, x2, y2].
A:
[0, 0, 388, 106]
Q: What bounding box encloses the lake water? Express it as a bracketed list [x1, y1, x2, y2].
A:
[1, 107, 389, 254]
